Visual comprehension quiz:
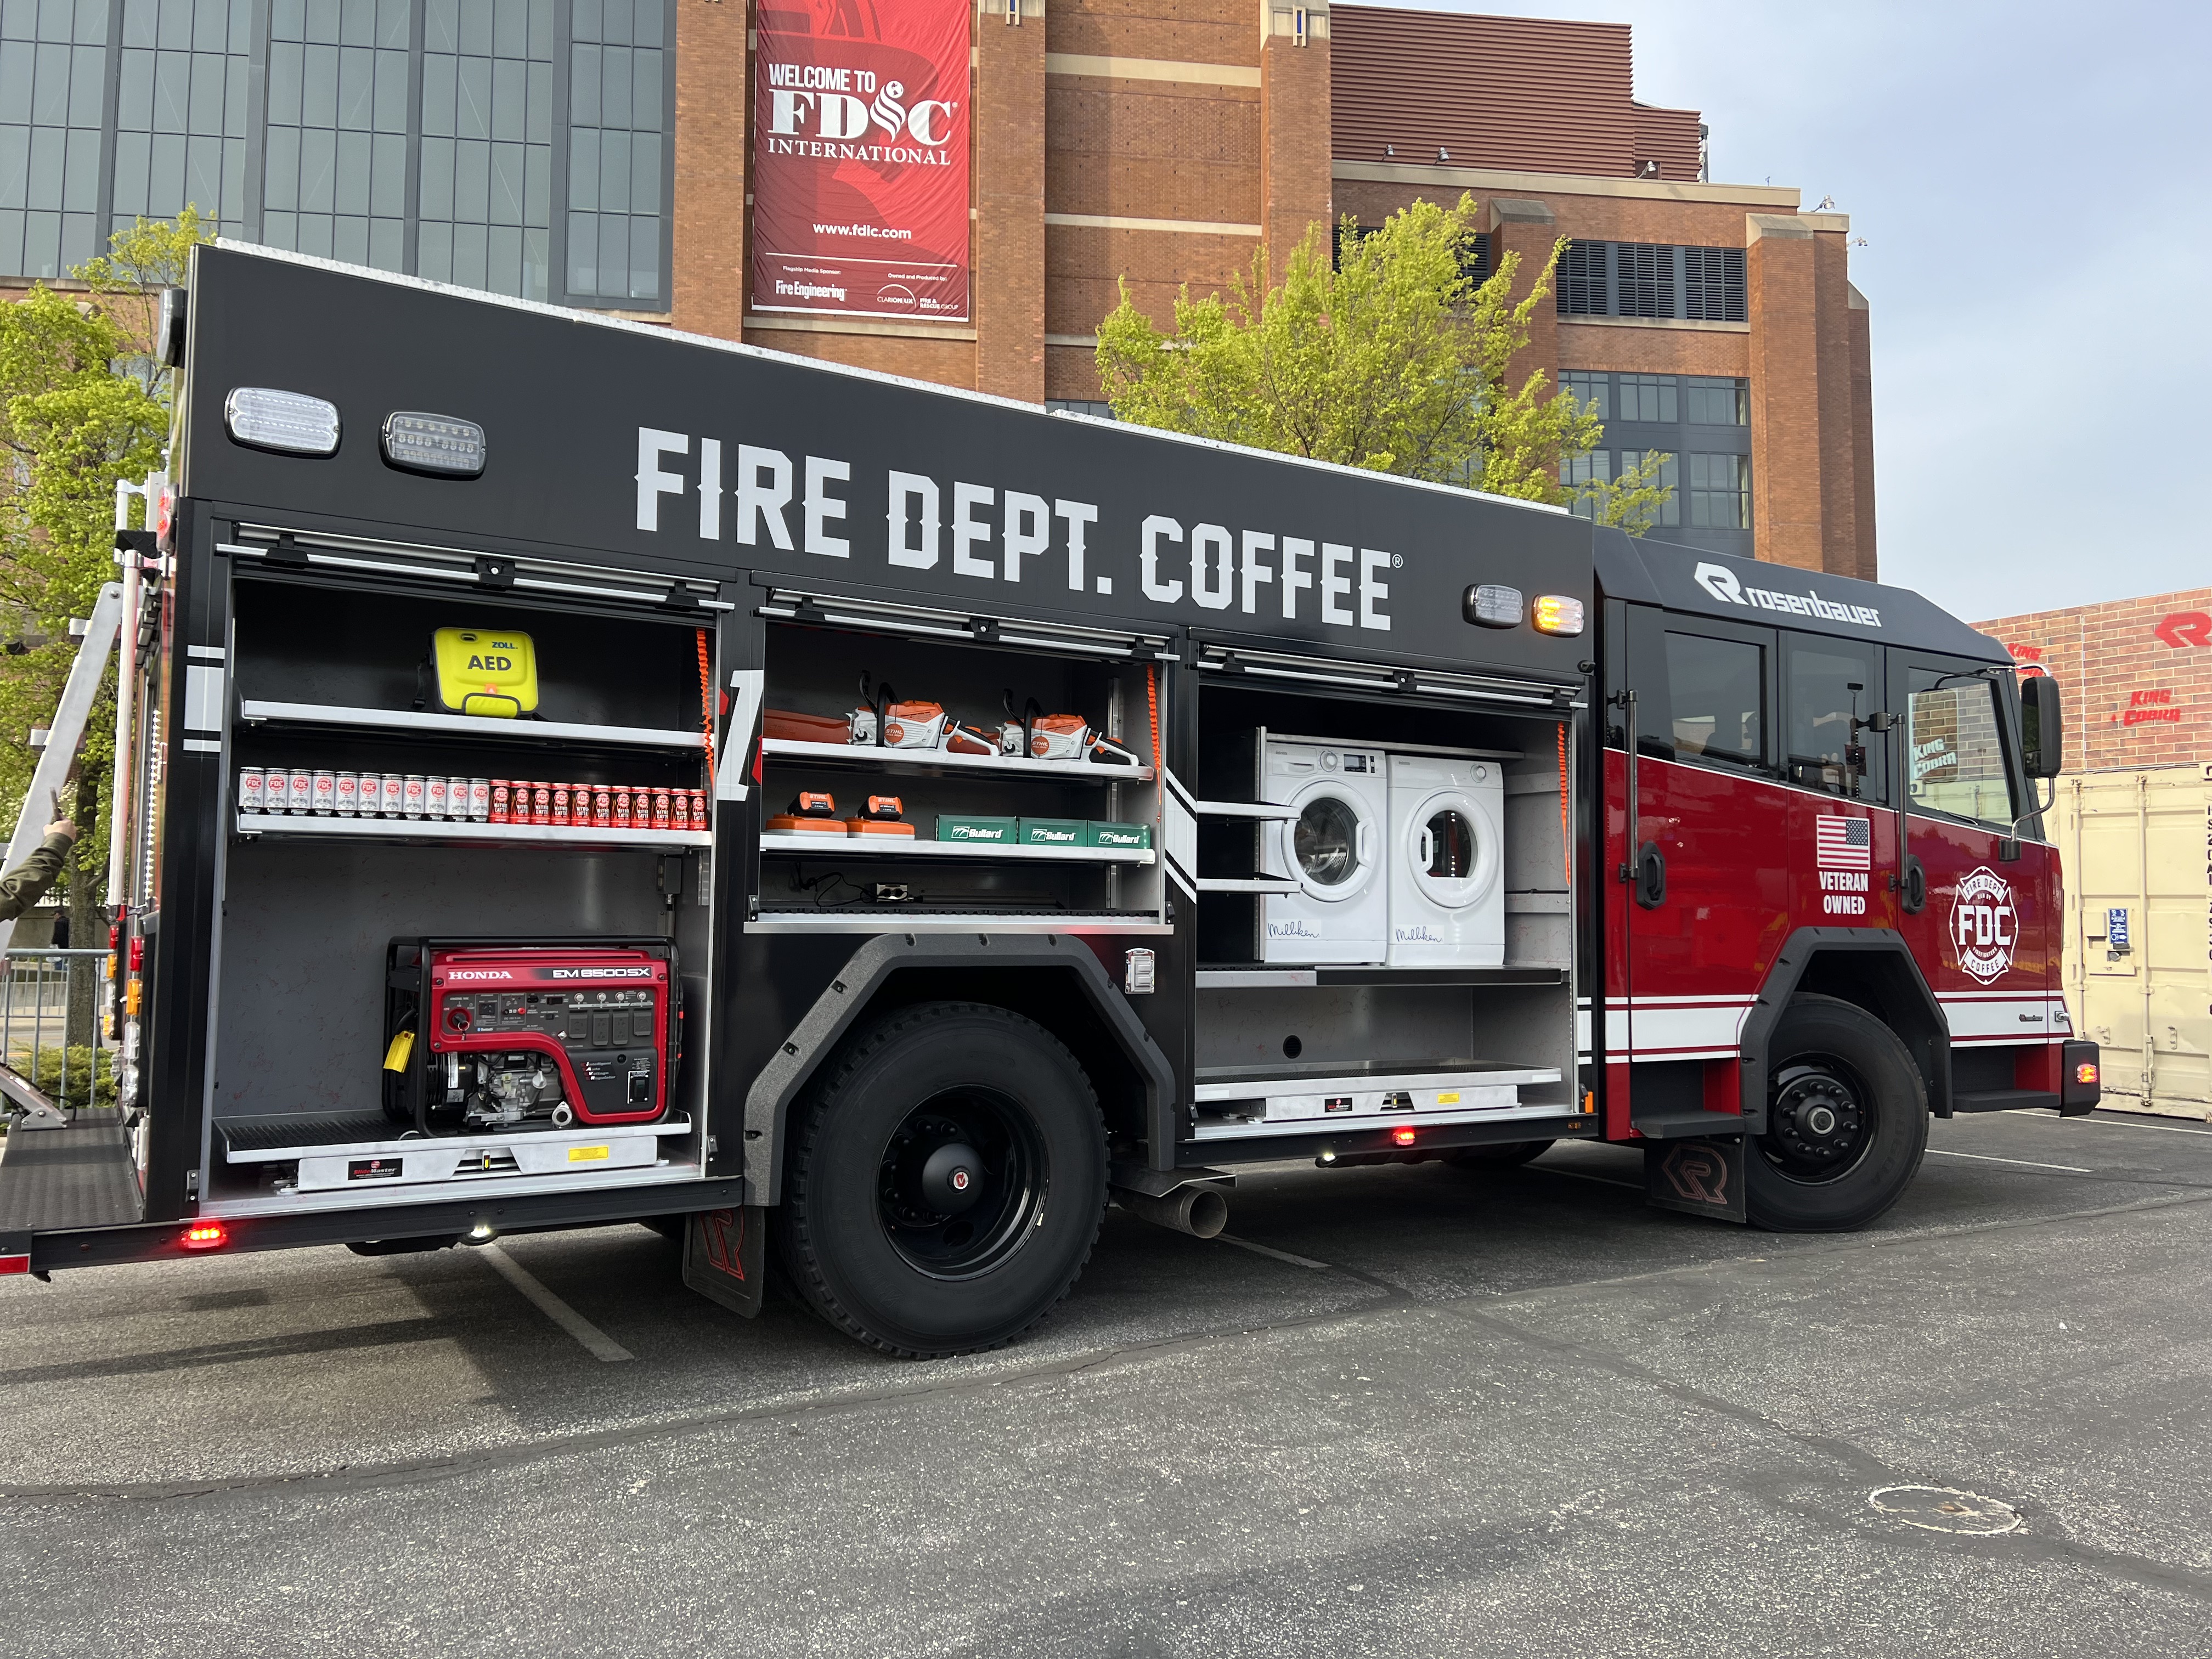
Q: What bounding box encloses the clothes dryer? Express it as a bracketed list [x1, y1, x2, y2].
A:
[1387, 753, 1506, 967]
[1257, 737, 1390, 964]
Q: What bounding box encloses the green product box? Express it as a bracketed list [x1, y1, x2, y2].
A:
[1017, 817, 1087, 848]
[1084, 821, 1152, 850]
[935, 815, 1017, 845]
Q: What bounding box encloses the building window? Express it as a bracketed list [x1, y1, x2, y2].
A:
[1331, 222, 1489, 287]
[1685, 375, 1747, 426]
[1561, 370, 1607, 420]
[565, 0, 664, 304]
[0, 0, 115, 279]
[1558, 241, 1747, 323]
[1615, 373, 1675, 425]
[1688, 452, 1750, 528]
[263, 0, 411, 275]
[1562, 449, 1609, 520]
[0, 0, 672, 311]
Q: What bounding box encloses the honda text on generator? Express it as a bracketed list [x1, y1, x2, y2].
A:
[0, 246, 2096, 1357]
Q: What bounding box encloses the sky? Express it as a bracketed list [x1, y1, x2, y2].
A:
[1369, 0, 2212, 621]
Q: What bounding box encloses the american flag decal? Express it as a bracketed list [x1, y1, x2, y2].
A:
[1816, 816, 1871, 871]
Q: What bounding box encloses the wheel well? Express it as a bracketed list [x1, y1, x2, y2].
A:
[852, 967, 1150, 1150]
[1792, 953, 1951, 1116]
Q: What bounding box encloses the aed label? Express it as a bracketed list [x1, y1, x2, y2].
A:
[467, 654, 516, 672]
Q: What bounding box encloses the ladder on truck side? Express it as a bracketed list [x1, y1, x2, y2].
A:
[0, 482, 156, 1261]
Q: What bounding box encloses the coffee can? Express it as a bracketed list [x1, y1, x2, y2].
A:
[469, 778, 490, 821]
[676, 789, 695, 831]
[379, 774, 404, 817]
[425, 776, 449, 820]
[489, 779, 511, 823]
[592, 785, 611, 827]
[403, 774, 426, 819]
[550, 782, 571, 826]
[692, 789, 709, 830]
[651, 788, 672, 831]
[238, 767, 266, 813]
[360, 773, 385, 817]
[286, 767, 312, 815]
[612, 786, 631, 829]
[334, 771, 358, 816]
[531, 782, 551, 826]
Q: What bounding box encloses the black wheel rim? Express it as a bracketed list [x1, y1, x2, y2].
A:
[876, 1087, 1046, 1280]
[1759, 1054, 1874, 1184]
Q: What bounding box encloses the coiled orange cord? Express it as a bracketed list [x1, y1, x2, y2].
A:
[1147, 664, 1161, 774]
[1557, 724, 1571, 888]
[696, 629, 715, 783]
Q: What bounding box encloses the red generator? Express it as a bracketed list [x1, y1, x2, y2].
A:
[383, 939, 676, 1133]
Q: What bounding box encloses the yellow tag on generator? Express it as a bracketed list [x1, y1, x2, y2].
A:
[432, 627, 538, 718]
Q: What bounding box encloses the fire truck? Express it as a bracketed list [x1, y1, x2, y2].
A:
[0, 246, 2097, 1357]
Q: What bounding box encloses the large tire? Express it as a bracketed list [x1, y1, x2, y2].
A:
[776, 1001, 1107, 1358]
[1747, 994, 1927, 1232]
[1446, 1140, 1555, 1169]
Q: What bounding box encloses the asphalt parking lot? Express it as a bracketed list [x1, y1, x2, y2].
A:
[5, 1107, 2212, 1657]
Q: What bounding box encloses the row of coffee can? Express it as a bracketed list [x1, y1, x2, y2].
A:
[492, 782, 707, 831]
[239, 768, 707, 832]
[241, 769, 490, 820]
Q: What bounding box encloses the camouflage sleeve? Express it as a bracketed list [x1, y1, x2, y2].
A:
[0, 833, 74, 923]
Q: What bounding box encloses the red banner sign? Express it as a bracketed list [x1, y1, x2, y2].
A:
[752, 1, 972, 325]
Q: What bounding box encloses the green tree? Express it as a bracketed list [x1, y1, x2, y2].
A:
[0, 211, 212, 926]
[1095, 193, 1672, 522]
[1582, 448, 1676, 537]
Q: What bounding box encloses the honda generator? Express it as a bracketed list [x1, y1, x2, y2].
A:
[383, 939, 676, 1133]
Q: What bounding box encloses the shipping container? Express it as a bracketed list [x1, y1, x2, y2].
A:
[2052, 765, 2212, 1119]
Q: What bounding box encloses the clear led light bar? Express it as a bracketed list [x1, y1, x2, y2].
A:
[382, 411, 487, 478]
[1463, 583, 1525, 628]
[224, 387, 340, 455]
[1532, 594, 1586, 637]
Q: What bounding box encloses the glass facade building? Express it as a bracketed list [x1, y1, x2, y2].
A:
[0, 0, 671, 308]
[1563, 370, 1754, 554]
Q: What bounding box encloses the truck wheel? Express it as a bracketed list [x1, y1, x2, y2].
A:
[1747, 994, 1927, 1232]
[777, 1001, 1107, 1358]
[1447, 1141, 1554, 1169]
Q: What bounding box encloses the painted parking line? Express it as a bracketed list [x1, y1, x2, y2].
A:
[2006, 1111, 2212, 1139]
[481, 1244, 634, 1363]
[1216, 1233, 1333, 1272]
[1926, 1148, 2091, 1174]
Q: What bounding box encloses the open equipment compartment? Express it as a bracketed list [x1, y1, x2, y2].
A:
[1184, 670, 1579, 1148]
[749, 590, 1167, 933]
[202, 551, 720, 1216]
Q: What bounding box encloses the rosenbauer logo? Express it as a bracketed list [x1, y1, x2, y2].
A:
[1950, 866, 2019, 984]
[1694, 560, 1883, 629]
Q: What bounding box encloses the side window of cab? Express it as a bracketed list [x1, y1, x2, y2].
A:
[1783, 632, 1887, 803]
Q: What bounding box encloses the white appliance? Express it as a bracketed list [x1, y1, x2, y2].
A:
[1387, 753, 1506, 967]
[1257, 737, 1390, 964]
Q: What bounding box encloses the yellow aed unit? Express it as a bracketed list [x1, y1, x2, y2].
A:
[431, 627, 538, 718]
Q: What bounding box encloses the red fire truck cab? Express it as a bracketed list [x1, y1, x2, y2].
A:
[1587, 529, 2097, 1229]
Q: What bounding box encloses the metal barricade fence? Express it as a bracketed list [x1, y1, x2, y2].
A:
[1, 948, 115, 1110]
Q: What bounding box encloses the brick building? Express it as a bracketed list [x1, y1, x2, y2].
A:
[0, 0, 1872, 574]
[1975, 592, 2212, 774]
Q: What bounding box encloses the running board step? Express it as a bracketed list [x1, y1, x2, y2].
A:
[1951, 1090, 2061, 1114]
[1632, 1109, 1747, 1140]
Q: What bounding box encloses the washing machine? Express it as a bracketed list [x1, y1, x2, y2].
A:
[1257, 737, 1390, 964]
[1387, 753, 1506, 967]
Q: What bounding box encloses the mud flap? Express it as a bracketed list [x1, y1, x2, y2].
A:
[682, 1206, 766, 1317]
[1644, 1136, 1747, 1223]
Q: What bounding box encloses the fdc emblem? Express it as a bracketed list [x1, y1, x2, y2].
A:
[1950, 866, 2018, 984]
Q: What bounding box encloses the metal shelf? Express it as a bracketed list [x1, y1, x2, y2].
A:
[759, 833, 1152, 865]
[760, 736, 1151, 782]
[238, 699, 707, 751]
[235, 812, 710, 850]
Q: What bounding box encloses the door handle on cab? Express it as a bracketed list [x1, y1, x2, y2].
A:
[1634, 840, 1667, 909]
[1899, 854, 1926, 915]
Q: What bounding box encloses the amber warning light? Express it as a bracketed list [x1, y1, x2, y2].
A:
[2075, 1062, 2099, 1086]
[1532, 595, 1586, 637]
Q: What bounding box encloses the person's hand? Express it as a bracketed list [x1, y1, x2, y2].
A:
[44, 817, 76, 840]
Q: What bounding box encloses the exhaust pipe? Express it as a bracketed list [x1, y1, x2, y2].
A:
[1116, 1183, 1228, 1240]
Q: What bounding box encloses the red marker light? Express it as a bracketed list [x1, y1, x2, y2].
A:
[179, 1222, 228, 1252]
[1391, 1127, 1418, 1147]
[2075, 1062, 2099, 1086]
